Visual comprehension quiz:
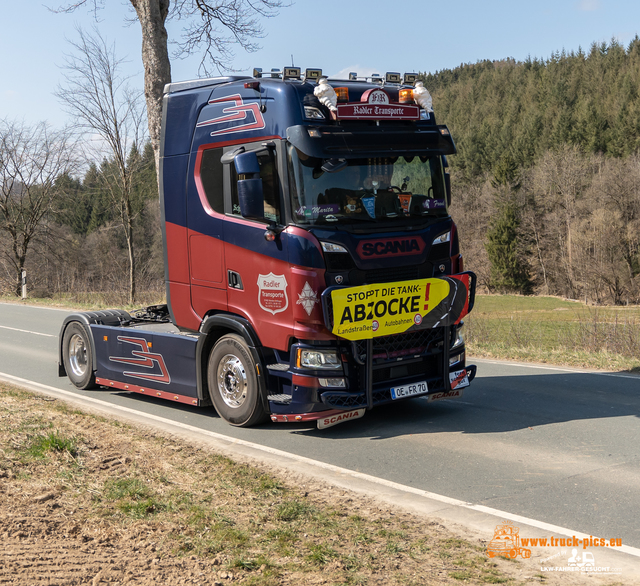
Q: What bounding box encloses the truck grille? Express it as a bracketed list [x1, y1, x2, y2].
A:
[363, 265, 420, 283]
[353, 328, 444, 364]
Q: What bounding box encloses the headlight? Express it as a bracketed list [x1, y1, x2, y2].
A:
[432, 231, 451, 245]
[296, 348, 341, 370]
[321, 241, 348, 253]
[304, 106, 325, 120]
[452, 324, 464, 349]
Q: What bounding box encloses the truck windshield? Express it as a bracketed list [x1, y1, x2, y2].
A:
[287, 145, 448, 227]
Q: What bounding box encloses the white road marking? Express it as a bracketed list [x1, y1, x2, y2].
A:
[0, 325, 56, 338]
[1, 370, 639, 560]
[0, 302, 75, 313]
[474, 357, 640, 380]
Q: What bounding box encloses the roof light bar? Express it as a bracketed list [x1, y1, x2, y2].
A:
[283, 66, 301, 80]
[385, 72, 401, 83]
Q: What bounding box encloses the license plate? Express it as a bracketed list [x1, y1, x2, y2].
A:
[317, 408, 366, 429]
[427, 388, 463, 402]
[391, 380, 428, 400]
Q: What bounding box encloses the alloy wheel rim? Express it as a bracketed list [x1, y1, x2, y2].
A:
[216, 354, 248, 408]
[68, 334, 88, 378]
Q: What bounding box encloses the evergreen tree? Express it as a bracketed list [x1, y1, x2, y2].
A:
[485, 154, 533, 294]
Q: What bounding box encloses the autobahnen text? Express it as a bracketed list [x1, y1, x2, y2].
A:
[520, 536, 622, 549]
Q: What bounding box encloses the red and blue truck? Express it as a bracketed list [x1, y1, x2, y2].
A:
[58, 68, 476, 429]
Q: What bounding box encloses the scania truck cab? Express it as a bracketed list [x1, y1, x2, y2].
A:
[59, 67, 476, 429]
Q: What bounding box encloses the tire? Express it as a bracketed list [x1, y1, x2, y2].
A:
[508, 549, 518, 559]
[62, 322, 96, 389]
[207, 334, 266, 427]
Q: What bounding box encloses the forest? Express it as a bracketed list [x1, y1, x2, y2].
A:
[429, 37, 640, 304]
[2, 37, 640, 305]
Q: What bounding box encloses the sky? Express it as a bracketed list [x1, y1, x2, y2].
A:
[2, 0, 640, 129]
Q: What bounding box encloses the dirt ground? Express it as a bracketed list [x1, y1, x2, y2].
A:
[0, 388, 632, 586]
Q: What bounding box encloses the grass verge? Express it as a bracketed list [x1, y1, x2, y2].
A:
[0, 384, 540, 585]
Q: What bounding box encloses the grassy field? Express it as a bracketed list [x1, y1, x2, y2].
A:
[466, 294, 640, 372]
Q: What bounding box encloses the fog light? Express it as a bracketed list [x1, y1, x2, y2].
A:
[318, 378, 346, 388]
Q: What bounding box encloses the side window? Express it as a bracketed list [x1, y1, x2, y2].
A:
[199, 148, 224, 213]
[230, 149, 281, 223]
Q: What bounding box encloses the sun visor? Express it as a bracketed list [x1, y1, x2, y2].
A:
[286, 125, 457, 159]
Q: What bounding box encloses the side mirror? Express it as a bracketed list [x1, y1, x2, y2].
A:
[444, 172, 451, 207]
[234, 152, 265, 220]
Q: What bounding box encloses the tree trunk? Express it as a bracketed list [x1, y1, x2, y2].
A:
[130, 0, 171, 175]
[124, 190, 136, 305]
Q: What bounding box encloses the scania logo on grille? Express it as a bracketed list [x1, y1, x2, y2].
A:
[356, 237, 425, 259]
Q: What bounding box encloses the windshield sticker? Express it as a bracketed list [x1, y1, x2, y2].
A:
[330, 275, 471, 341]
[423, 199, 446, 210]
[257, 273, 289, 315]
[361, 195, 376, 219]
[398, 194, 412, 214]
[296, 203, 341, 218]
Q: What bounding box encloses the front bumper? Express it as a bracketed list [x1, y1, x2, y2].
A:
[320, 364, 476, 410]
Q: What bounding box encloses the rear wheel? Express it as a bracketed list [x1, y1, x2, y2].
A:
[62, 322, 96, 389]
[207, 334, 266, 427]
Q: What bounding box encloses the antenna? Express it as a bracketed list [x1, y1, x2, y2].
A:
[291, 54, 294, 66]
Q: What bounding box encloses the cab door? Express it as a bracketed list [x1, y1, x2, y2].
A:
[222, 142, 293, 352]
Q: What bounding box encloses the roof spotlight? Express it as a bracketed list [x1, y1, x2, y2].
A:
[305, 68, 322, 81]
[403, 72, 418, 85]
[385, 72, 401, 83]
[253, 68, 263, 78]
[283, 66, 301, 80]
[348, 72, 358, 81]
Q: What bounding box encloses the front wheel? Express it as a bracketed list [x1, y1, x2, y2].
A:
[207, 334, 266, 427]
[62, 322, 96, 389]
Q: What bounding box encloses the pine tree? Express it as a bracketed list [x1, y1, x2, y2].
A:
[485, 154, 533, 294]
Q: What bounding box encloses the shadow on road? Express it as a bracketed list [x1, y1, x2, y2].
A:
[94, 368, 640, 441]
[290, 370, 640, 440]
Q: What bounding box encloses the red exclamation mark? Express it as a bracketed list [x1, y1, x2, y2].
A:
[423, 283, 431, 311]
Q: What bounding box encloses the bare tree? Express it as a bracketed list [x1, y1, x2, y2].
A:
[56, 28, 148, 304]
[52, 0, 289, 172]
[0, 120, 77, 296]
[531, 146, 593, 299]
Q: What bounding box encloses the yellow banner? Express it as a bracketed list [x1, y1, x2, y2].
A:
[331, 278, 457, 341]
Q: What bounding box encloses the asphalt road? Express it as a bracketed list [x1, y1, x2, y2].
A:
[2, 302, 639, 549]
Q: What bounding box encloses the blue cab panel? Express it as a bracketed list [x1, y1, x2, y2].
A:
[91, 325, 199, 399]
